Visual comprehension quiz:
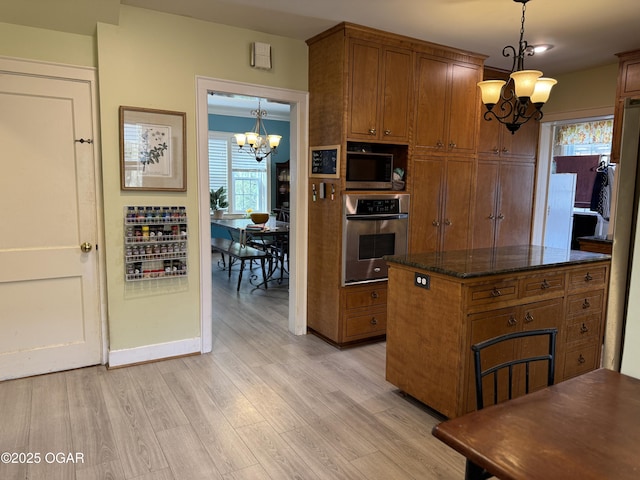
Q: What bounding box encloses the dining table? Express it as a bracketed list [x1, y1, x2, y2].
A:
[211, 216, 289, 285]
[432, 368, 640, 480]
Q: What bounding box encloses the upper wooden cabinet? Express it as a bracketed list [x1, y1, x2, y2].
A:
[414, 54, 482, 156]
[348, 39, 413, 143]
[477, 68, 539, 161]
[612, 49, 640, 163]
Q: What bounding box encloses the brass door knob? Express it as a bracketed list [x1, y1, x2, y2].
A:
[80, 242, 93, 253]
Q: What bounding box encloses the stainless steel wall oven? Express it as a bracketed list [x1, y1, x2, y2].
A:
[342, 193, 410, 285]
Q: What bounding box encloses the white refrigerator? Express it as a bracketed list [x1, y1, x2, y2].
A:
[544, 173, 576, 250]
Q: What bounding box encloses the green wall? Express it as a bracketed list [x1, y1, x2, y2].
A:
[0, 20, 95, 66]
[96, 6, 308, 351]
[543, 62, 618, 115]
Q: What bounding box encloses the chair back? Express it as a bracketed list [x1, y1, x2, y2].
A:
[472, 328, 557, 410]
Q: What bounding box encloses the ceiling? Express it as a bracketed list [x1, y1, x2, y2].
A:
[4, 0, 638, 77]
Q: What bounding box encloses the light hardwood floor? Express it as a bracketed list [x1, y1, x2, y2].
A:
[0, 262, 465, 479]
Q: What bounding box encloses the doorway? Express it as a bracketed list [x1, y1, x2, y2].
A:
[532, 109, 615, 247]
[196, 78, 309, 353]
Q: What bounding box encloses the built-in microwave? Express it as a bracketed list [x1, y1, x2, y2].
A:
[345, 151, 393, 190]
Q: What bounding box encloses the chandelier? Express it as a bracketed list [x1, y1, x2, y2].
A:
[234, 99, 281, 162]
[477, 0, 557, 134]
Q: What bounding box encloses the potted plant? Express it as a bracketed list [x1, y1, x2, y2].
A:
[210, 186, 229, 219]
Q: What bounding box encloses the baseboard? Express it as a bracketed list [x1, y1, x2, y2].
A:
[108, 337, 201, 368]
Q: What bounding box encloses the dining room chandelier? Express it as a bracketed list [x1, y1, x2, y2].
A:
[234, 99, 281, 162]
[477, 0, 557, 134]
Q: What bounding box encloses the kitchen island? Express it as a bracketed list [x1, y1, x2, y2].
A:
[385, 245, 611, 418]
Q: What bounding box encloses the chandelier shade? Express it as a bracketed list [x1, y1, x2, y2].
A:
[234, 99, 281, 162]
[478, 0, 557, 134]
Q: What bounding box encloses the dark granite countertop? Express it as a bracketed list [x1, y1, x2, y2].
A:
[577, 235, 613, 244]
[385, 245, 611, 279]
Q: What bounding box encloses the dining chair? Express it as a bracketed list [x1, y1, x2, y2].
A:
[466, 327, 558, 480]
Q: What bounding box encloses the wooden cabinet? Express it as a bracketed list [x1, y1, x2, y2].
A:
[414, 54, 482, 155]
[410, 156, 474, 253]
[472, 160, 535, 249]
[612, 50, 640, 163]
[306, 23, 485, 347]
[342, 283, 388, 342]
[348, 39, 413, 143]
[466, 297, 563, 410]
[386, 254, 610, 418]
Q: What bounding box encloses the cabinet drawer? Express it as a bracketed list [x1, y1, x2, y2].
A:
[519, 273, 565, 299]
[344, 307, 387, 338]
[468, 280, 518, 307]
[565, 313, 601, 344]
[568, 265, 607, 291]
[563, 344, 599, 380]
[567, 291, 604, 316]
[345, 285, 387, 310]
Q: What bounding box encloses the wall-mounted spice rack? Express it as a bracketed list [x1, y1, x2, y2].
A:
[124, 206, 188, 281]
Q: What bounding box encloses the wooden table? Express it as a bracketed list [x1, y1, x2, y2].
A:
[211, 216, 289, 285]
[432, 369, 640, 480]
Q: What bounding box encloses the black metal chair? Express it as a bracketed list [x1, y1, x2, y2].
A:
[466, 327, 558, 480]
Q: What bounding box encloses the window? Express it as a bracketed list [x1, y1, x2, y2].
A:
[208, 132, 270, 213]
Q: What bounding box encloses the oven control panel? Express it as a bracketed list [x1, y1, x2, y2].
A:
[356, 198, 401, 215]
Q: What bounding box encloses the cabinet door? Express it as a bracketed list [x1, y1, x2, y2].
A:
[472, 161, 500, 249]
[495, 162, 535, 247]
[467, 307, 520, 411]
[500, 118, 539, 160]
[410, 158, 444, 253]
[414, 55, 449, 152]
[442, 159, 474, 251]
[448, 62, 482, 155]
[518, 298, 563, 395]
[380, 47, 412, 142]
[348, 40, 381, 139]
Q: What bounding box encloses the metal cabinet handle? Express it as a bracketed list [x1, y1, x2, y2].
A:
[501, 147, 510, 154]
[492, 147, 499, 155]
[491, 288, 502, 297]
[444, 219, 452, 226]
[508, 315, 518, 326]
[449, 141, 457, 149]
[371, 291, 379, 299]
[432, 220, 440, 227]
[80, 242, 93, 253]
[384, 129, 391, 135]
[585, 272, 593, 282]
[370, 317, 378, 326]
[524, 312, 534, 323]
[582, 299, 591, 309]
[488, 214, 496, 220]
[580, 323, 589, 333]
[497, 213, 505, 220]
[541, 279, 551, 289]
[578, 354, 586, 364]
[368, 128, 376, 135]
[436, 141, 444, 148]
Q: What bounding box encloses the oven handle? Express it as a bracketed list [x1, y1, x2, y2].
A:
[345, 213, 409, 221]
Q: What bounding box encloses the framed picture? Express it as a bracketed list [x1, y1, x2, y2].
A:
[309, 145, 340, 178]
[119, 106, 186, 191]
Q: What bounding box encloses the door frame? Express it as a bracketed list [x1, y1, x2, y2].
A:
[531, 106, 614, 245]
[196, 77, 309, 352]
[0, 55, 107, 365]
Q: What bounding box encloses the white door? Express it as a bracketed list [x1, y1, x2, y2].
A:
[544, 173, 576, 249]
[0, 68, 101, 380]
